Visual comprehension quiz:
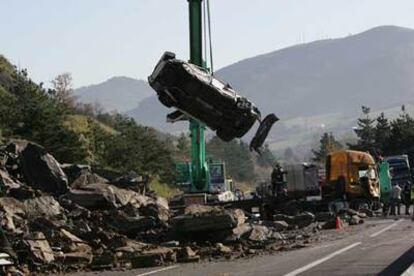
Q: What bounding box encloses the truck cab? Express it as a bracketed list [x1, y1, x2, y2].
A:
[323, 150, 380, 206]
[384, 155, 411, 189]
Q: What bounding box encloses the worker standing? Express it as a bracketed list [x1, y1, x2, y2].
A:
[403, 183, 411, 215]
[391, 183, 402, 216]
[271, 163, 286, 199]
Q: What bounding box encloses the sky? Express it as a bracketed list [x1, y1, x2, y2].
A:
[2, 0, 414, 88]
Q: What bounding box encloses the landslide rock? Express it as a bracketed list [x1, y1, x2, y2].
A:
[177, 246, 200, 263]
[0, 197, 26, 233]
[65, 183, 151, 210]
[248, 225, 270, 242]
[23, 232, 55, 264]
[107, 211, 158, 234]
[0, 169, 21, 191]
[228, 223, 252, 241]
[172, 205, 246, 233]
[70, 171, 108, 189]
[293, 212, 315, 228]
[24, 196, 63, 218]
[349, 215, 364, 225]
[130, 247, 176, 268]
[20, 143, 68, 195]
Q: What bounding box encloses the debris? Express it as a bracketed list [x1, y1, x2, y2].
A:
[248, 225, 270, 242]
[293, 212, 315, 228]
[24, 196, 63, 218]
[173, 205, 245, 233]
[349, 215, 364, 225]
[0, 139, 372, 274]
[20, 143, 69, 195]
[65, 183, 151, 210]
[270, 221, 289, 232]
[23, 232, 55, 264]
[0, 169, 21, 191]
[177, 246, 200, 263]
[228, 223, 252, 241]
[130, 247, 176, 268]
[216, 243, 232, 254]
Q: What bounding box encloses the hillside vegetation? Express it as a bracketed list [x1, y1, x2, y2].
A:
[0, 55, 274, 188]
[0, 55, 175, 183]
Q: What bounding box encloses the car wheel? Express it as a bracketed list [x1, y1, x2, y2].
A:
[217, 129, 234, 142]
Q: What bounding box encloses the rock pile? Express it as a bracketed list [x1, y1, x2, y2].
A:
[0, 140, 366, 274]
[0, 141, 172, 273]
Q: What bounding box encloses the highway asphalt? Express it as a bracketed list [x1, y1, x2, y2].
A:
[70, 216, 414, 276]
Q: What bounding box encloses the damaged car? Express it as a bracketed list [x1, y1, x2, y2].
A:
[148, 51, 277, 150]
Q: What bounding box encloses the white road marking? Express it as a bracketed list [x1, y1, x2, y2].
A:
[284, 242, 361, 276]
[370, 220, 400, 238]
[136, 265, 179, 276]
[402, 263, 414, 276]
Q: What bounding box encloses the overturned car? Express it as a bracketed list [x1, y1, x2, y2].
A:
[148, 52, 278, 151]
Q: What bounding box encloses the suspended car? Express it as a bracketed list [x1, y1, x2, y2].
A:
[148, 51, 278, 151]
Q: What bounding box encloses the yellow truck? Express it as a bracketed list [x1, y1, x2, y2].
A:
[323, 150, 380, 208]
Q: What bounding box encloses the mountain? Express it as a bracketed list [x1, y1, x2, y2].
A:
[216, 25, 414, 118]
[126, 26, 414, 153]
[75, 76, 152, 112]
[76, 26, 414, 156]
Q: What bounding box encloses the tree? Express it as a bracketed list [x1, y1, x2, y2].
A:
[374, 112, 391, 155]
[101, 115, 175, 182]
[257, 144, 277, 167]
[350, 105, 376, 152]
[312, 132, 343, 163]
[176, 132, 190, 159]
[206, 137, 255, 182]
[50, 73, 76, 109]
[387, 113, 414, 164]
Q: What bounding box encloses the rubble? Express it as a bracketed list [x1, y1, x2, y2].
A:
[20, 142, 69, 195]
[172, 205, 245, 234]
[0, 140, 373, 274]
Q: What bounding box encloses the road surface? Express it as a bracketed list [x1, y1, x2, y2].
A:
[72, 217, 414, 276]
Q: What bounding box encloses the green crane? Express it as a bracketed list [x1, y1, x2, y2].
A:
[188, 0, 210, 193]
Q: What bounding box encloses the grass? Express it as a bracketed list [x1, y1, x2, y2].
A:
[63, 114, 117, 135]
[149, 178, 182, 199]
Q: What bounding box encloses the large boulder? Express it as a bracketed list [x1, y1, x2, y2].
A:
[293, 212, 316, 228]
[130, 247, 176, 268]
[70, 171, 109, 189]
[24, 196, 63, 218]
[106, 211, 158, 234]
[60, 164, 92, 185]
[65, 183, 150, 210]
[20, 143, 68, 195]
[273, 212, 315, 228]
[172, 205, 245, 233]
[248, 225, 270, 242]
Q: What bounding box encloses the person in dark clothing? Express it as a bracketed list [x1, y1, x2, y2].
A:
[403, 183, 412, 215]
[271, 164, 286, 198]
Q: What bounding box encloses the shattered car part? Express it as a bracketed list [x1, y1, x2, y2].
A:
[250, 113, 279, 153]
[149, 51, 265, 142]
